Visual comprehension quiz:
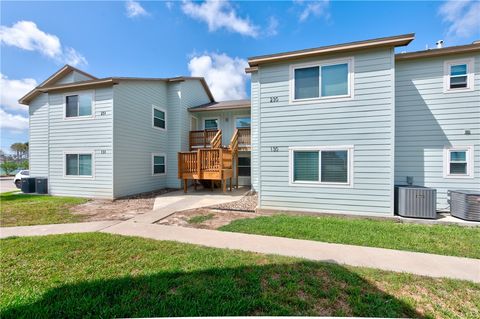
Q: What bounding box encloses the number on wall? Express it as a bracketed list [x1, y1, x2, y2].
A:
[269, 97, 279, 103]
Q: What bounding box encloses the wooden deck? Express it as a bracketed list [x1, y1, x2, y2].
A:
[179, 128, 250, 192]
[178, 148, 234, 192]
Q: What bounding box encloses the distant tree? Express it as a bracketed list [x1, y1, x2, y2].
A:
[19, 160, 29, 170]
[10, 142, 29, 160]
[0, 161, 18, 176]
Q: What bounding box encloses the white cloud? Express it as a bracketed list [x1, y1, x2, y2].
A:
[188, 52, 249, 101]
[63, 47, 88, 66]
[125, 1, 149, 18]
[182, 0, 259, 37]
[0, 21, 87, 66]
[266, 16, 279, 37]
[0, 74, 37, 112]
[439, 0, 480, 38]
[165, 1, 174, 10]
[294, 0, 330, 22]
[0, 108, 29, 132]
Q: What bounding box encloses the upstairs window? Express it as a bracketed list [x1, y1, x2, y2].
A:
[444, 58, 474, 92]
[291, 58, 353, 102]
[204, 118, 219, 130]
[153, 106, 166, 130]
[449, 64, 468, 89]
[65, 93, 92, 118]
[236, 117, 251, 128]
[444, 146, 473, 178]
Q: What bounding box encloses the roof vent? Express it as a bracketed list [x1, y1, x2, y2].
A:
[436, 40, 444, 48]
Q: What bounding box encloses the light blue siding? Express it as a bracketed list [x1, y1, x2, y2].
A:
[253, 48, 395, 215]
[113, 81, 168, 198]
[47, 88, 114, 198]
[251, 72, 260, 192]
[395, 53, 480, 210]
[166, 80, 212, 188]
[29, 93, 49, 177]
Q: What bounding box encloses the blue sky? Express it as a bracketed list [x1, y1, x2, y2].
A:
[1, 0, 479, 153]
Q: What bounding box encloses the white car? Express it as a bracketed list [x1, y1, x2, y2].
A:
[14, 170, 29, 188]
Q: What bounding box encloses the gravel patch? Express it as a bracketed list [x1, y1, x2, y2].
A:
[208, 192, 258, 212]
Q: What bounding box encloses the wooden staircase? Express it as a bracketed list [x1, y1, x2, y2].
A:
[178, 129, 239, 192]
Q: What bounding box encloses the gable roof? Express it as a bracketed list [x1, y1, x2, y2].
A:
[189, 99, 250, 112]
[38, 64, 97, 87]
[247, 33, 415, 68]
[395, 42, 480, 61]
[18, 66, 214, 105]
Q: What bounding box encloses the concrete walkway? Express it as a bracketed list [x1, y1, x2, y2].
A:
[0, 220, 120, 238]
[132, 187, 248, 223]
[101, 221, 480, 283]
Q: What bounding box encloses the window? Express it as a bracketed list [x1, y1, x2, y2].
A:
[321, 63, 349, 97]
[65, 153, 93, 177]
[238, 157, 251, 177]
[291, 58, 353, 102]
[290, 146, 353, 186]
[449, 64, 468, 89]
[152, 154, 166, 175]
[236, 117, 251, 128]
[204, 118, 218, 129]
[65, 93, 92, 118]
[444, 147, 473, 178]
[153, 106, 166, 130]
[294, 66, 319, 99]
[444, 58, 474, 92]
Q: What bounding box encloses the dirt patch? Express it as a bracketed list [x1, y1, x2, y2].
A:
[71, 189, 176, 221]
[157, 206, 268, 229]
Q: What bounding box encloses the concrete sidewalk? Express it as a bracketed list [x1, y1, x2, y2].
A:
[102, 221, 480, 283]
[0, 220, 120, 239]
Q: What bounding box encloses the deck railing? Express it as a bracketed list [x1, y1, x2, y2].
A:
[178, 148, 233, 177]
[237, 128, 251, 149]
[189, 129, 220, 150]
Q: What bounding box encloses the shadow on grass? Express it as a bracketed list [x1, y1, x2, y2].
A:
[1, 261, 423, 318]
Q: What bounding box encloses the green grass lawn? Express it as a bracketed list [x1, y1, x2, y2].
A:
[0, 191, 87, 227]
[220, 214, 480, 259]
[1, 233, 478, 318]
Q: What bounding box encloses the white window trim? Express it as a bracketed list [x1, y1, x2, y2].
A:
[152, 105, 167, 131]
[152, 153, 167, 176]
[289, 57, 354, 104]
[443, 58, 474, 93]
[63, 90, 95, 120]
[203, 117, 220, 130]
[288, 145, 354, 188]
[234, 115, 252, 129]
[63, 150, 95, 179]
[190, 115, 199, 130]
[443, 146, 474, 178]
